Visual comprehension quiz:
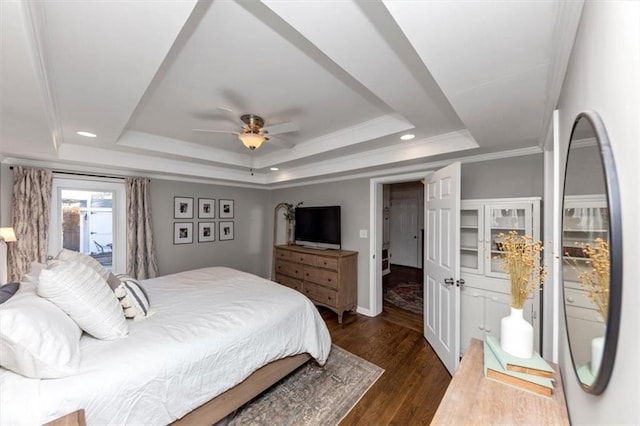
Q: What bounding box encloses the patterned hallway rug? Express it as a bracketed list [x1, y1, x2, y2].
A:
[384, 281, 424, 315]
[226, 345, 384, 426]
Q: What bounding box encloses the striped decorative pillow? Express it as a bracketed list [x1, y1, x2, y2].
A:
[114, 275, 151, 321]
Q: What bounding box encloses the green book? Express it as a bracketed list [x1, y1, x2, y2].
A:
[577, 364, 595, 386]
[483, 341, 554, 397]
[486, 335, 555, 379]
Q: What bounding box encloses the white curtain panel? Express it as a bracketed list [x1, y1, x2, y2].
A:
[8, 166, 52, 282]
[125, 177, 158, 279]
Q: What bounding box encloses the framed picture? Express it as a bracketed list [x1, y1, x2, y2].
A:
[174, 197, 194, 219]
[198, 222, 215, 243]
[174, 222, 193, 244]
[198, 198, 216, 219]
[219, 221, 234, 241]
[219, 199, 234, 219]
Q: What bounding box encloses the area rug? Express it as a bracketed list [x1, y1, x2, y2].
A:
[384, 281, 423, 315]
[226, 345, 384, 426]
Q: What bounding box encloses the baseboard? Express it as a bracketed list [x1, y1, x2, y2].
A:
[356, 306, 375, 317]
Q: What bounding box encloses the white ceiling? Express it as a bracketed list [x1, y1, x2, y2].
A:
[0, 0, 583, 187]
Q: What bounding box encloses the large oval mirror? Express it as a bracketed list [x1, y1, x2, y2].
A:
[562, 111, 622, 394]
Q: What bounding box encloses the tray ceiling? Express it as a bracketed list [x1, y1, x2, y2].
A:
[0, 0, 582, 186]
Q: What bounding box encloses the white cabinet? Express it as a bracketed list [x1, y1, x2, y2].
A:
[459, 197, 541, 356]
[562, 195, 608, 365]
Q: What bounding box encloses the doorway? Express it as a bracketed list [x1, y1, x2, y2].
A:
[383, 181, 424, 330]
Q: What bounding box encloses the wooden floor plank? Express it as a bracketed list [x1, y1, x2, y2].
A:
[319, 307, 451, 425]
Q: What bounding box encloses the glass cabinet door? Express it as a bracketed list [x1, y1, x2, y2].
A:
[485, 203, 533, 278]
[562, 197, 608, 291]
[460, 206, 484, 274]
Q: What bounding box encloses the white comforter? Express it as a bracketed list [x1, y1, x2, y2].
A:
[0, 267, 332, 425]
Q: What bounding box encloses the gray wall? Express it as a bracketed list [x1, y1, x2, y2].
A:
[461, 153, 543, 199]
[270, 178, 371, 309]
[150, 179, 271, 277]
[556, 1, 640, 423]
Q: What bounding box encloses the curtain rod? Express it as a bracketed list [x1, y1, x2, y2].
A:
[9, 166, 125, 180]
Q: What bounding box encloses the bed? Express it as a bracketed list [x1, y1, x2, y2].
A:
[0, 266, 332, 425]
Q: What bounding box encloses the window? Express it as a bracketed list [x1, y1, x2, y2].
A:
[49, 177, 126, 272]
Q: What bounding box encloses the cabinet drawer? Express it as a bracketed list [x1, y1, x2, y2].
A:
[292, 253, 316, 266]
[275, 249, 291, 261]
[275, 260, 303, 279]
[304, 282, 338, 307]
[316, 256, 338, 270]
[275, 274, 303, 292]
[564, 288, 597, 311]
[304, 266, 338, 289]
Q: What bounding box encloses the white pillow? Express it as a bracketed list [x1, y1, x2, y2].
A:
[38, 261, 128, 340]
[56, 248, 110, 282]
[114, 275, 152, 321]
[0, 282, 81, 378]
[23, 261, 48, 284]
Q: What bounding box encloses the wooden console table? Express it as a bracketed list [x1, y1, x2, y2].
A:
[432, 339, 569, 425]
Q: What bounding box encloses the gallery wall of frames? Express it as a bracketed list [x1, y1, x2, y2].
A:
[173, 197, 235, 245]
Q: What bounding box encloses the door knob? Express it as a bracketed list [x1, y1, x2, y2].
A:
[444, 278, 454, 286]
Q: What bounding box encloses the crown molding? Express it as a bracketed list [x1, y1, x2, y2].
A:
[538, 0, 584, 150]
[22, 1, 63, 152]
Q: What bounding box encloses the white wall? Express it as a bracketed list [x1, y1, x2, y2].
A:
[555, 1, 640, 423]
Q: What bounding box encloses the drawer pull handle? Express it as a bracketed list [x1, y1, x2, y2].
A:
[485, 327, 491, 333]
[306, 273, 309, 276]
[328, 279, 332, 282]
[567, 297, 575, 303]
[478, 325, 484, 330]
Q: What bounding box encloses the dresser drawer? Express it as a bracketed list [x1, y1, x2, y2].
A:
[275, 249, 291, 261]
[275, 274, 303, 292]
[316, 256, 338, 270]
[304, 282, 338, 307]
[304, 266, 338, 289]
[292, 252, 316, 266]
[275, 260, 303, 279]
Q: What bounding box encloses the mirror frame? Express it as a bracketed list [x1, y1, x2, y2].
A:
[562, 110, 623, 395]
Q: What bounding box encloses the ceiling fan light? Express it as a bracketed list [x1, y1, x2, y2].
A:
[238, 132, 265, 150]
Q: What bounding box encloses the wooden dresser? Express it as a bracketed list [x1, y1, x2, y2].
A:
[432, 339, 569, 425]
[273, 245, 357, 323]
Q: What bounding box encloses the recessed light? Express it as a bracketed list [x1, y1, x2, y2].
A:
[76, 131, 97, 138]
[400, 134, 415, 141]
[270, 167, 279, 171]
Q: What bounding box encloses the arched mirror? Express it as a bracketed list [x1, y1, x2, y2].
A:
[562, 111, 622, 394]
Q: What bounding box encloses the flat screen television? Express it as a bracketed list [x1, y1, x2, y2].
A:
[294, 206, 341, 250]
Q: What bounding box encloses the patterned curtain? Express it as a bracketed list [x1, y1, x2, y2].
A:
[125, 177, 158, 279]
[8, 166, 52, 281]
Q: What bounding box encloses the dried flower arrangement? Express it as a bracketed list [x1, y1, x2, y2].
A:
[566, 238, 609, 322]
[495, 231, 546, 309]
[283, 202, 303, 223]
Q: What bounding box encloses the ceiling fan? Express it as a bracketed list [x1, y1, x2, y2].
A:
[193, 110, 298, 150]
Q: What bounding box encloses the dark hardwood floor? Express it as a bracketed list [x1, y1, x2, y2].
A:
[382, 265, 424, 333]
[320, 307, 451, 425]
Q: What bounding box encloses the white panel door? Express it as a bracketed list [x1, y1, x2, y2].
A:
[390, 197, 419, 267]
[424, 162, 461, 375]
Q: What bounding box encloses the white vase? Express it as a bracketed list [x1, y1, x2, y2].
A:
[500, 307, 534, 359]
[591, 335, 605, 377]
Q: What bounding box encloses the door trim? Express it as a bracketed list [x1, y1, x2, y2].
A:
[368, 171, 432, 316]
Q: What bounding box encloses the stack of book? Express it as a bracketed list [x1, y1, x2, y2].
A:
[483, 335, 555, 397]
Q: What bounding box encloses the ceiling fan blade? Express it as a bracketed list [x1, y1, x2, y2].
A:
[267, 137, 295, 149]
[262, 121, 299, 136]
[193, 128, 239, 135]
[216, 107, 246, 127]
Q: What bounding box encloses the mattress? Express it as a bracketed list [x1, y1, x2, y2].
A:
[0, 267, 332, 425]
